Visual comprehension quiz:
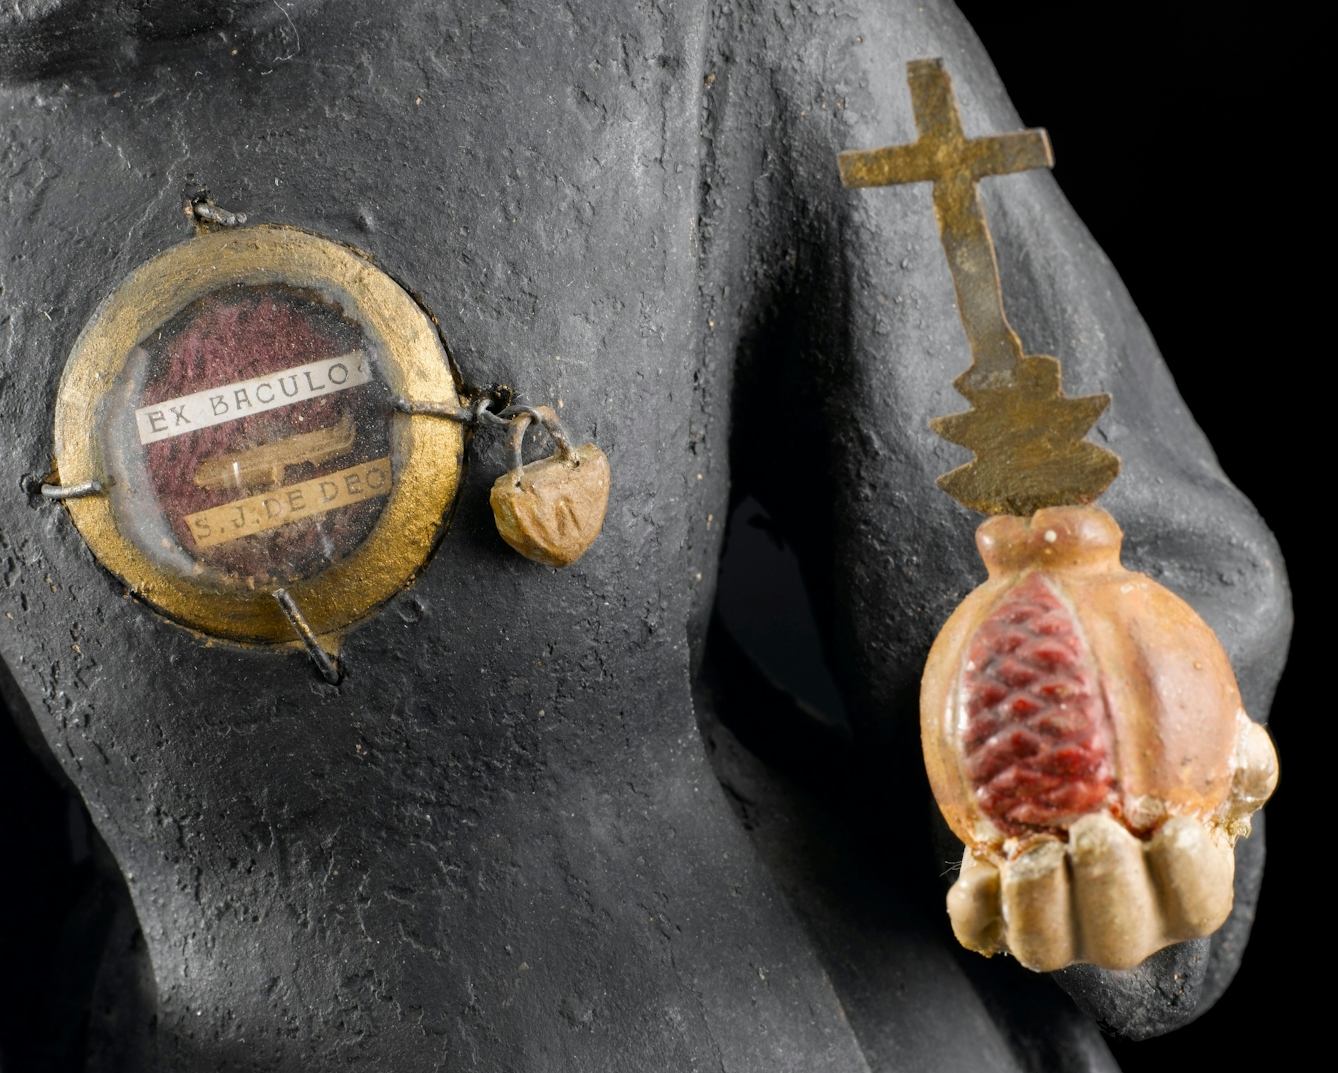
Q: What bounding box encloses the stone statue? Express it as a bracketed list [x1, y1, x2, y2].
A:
[0, 2, 1289, 1070]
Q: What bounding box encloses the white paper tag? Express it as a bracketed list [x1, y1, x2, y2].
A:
[184, 456, 392, 548]
[134, 351, 373, 444]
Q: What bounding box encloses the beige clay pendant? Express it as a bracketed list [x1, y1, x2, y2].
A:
[489, 405, 610, 567]
[840, 59, 1277, 972]
[395, 396, 610, 569]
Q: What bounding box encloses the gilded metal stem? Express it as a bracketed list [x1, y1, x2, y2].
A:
[838, 58, 1120, 515]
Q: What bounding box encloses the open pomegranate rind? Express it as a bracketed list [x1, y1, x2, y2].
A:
[924, 506, 1246, 847]
[921, 506, 1278, 970]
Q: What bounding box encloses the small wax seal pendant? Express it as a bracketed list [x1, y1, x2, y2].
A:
[921, 507, 1278, 971]
[490, 406, 610, 567]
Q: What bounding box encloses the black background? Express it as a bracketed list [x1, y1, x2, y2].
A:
[0, 3, 1318, 1068]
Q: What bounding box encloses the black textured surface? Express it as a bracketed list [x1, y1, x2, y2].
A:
[1056, 942, 1211, 1042]
[0, 2, 1293, 1069]
[697, 619, 1121, 1073]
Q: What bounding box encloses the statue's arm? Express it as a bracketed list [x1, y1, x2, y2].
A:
[707, 0, 1289, 1040]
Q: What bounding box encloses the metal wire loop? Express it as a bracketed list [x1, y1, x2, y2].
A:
[40, 480, 104, 500]
[393, 392, 576, 473]
[505, 412, 535, 474]
[393, 393, 509, 426]
[191, 202, 247, 227]
[504, 406, 574, 474]
[393, 397, 473, 421]
[273, 588, 341, 684]
[472, 395, 511, 428]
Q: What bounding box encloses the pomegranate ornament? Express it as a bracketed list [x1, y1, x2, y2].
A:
[838, 59, 1279, 973]
[922, 507, 1277, 971]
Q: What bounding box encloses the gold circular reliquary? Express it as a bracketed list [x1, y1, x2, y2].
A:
[52, 226, 463, 644]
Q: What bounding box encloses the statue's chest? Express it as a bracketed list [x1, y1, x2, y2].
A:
[14, 8, 709, 417]
[2, 10, 716, 691]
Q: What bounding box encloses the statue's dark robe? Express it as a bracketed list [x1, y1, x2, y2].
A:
[0, 2, 1289, 1069]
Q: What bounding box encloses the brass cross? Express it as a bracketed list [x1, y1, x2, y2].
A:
[839, 58, 1120, 516]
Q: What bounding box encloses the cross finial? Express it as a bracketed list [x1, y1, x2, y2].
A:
[839, 58, 1119, 516]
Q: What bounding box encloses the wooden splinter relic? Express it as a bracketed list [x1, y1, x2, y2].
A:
[192, 413, 356, 491]
[840, 59, 1277, 971]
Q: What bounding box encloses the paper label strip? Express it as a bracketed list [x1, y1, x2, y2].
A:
[185, 457, 392, 549]
[135, 352, 373, 445]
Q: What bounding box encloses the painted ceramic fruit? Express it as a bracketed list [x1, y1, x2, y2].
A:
[921, 506, 1277, 971]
